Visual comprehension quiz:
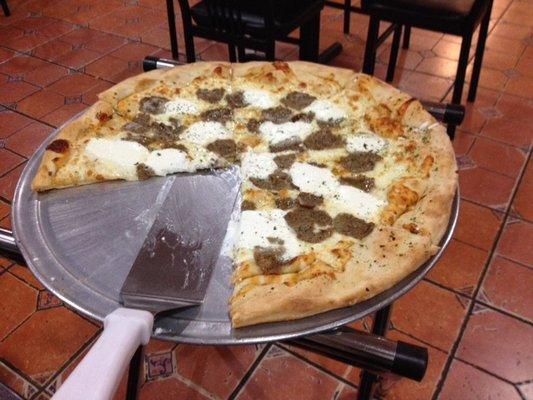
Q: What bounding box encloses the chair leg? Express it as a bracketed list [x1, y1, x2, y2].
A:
[452, 33, 473, 105]
[165, 0, 179, 60]
[0, 0, 10, 17]
[299, 14, 321, 62]
[447, 124, 456, 140]
[228, 44, 237, 62]
[402, 25, 411, 49]
[237, 46, 246, 62]
[343, 0, 351, 34]
[386, 24, 402, 82]
[363, 16, 380, 75]
[265, 40, 276, 61]
[468, 0, 492, 102]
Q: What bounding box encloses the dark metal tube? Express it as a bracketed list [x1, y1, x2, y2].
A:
[420, 101, 465, 126]
[287, 326, 427, 381]
[143, 56, 180, 72]
[0, 228, 25, 265]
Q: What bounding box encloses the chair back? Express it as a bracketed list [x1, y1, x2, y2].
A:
[178, 0, 275, 44]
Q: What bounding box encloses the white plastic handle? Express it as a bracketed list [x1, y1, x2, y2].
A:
[53, 308, 153, 400]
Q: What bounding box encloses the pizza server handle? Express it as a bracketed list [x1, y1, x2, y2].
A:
[0, 228, 26, 265]
[287, 326, 427, 381]
[52, 308, 153, 400]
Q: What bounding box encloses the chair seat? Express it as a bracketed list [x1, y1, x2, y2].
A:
[362, 0, 487, 34]
[190, 0, 323, 33]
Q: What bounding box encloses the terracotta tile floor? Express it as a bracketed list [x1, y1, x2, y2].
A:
[0, 0, 532, 398]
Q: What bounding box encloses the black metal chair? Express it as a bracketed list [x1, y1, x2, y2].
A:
[360, 0, 493, 137]
[1, 0, 10, 16]
[171, 0, 342, 63]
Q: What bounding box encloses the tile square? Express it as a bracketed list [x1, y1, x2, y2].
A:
[8, 264, 45, 290]
[0, 307, 98, 384]
[16, 89, 66, 119]
[468, 137, 527, 178]
[0, 79, 40, 104]
[0, 148, 25, 176]
[496, 219, 533, 266]
[512, 161, 533, 222]
[426, 239, 488, 296]
[0, 362, 39, 399]
[480, 255, 533, 320]
[0, 109, 35, 138]
[41, 102, 89, 127]
[457, 309, 532, 382]
[236, 346, 342, 400]
[0, 273, 38, 341]
[5, 121, 54, 158]
[391, 281, 469, 352]
[140, 376, 210, 400]
[46, 73, 101, 96]
[0, 163, 26, 202]
[439, 359, 522, 400]
[481, 117, 533, 149]
[174, 344, 261, 398]
[33, 39, 74, 62]
[458, 167, 516, 210]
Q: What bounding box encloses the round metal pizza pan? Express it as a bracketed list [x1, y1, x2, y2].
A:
[12, 121, 459, 345]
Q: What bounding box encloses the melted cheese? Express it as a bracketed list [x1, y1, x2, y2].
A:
[186, 144, 223, 169]
[164, 99, 199, 115]
[145, 148, 193, 175]
[85, 138, 149, 180]
[289, 162, 339, 197]
[346, 132, 387, 153]
[304, 100, 346, 122]
[241, 152, 277, 179]
[243, 89, 277, 109]
[258, 121, 314, 145]
[181, 121, 231, 146]
[237, 210, 301, 261]
[326, 185, 386, 221]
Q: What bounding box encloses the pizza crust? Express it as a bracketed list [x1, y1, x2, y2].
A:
[230, 225, 435, 327]
[32, 101, 118, 191]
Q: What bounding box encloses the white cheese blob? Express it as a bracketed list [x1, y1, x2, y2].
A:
[289, 162, 339, 197]
[145, 148, 194, 176]
[258, 121, 314, 145]
[243, 89, 276, 109]
[326, 185, 386, 220]
[241, 152, 277, 180]
[304, 100, 346, 122]
[85, 138, 149, 179]
[346, 132, 388, 153]
[181, 121, 231, 146]
[238, 210, 301, 261]
[164, 99, 199, 115]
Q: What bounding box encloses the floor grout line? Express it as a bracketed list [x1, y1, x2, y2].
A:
[432, 145, 532, 399]
[227, 343, 272, 400]
[277, 343, 361, 390]
[424, 275, 533, 326]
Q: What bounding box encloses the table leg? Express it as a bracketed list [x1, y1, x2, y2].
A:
[125, 345, 144, 400]
[165, 0, 179, 60]
[299, 14, 321, 62]
[357, 305, 392, 400]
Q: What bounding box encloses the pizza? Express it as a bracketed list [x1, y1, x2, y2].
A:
[32, 61, 457, 328]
